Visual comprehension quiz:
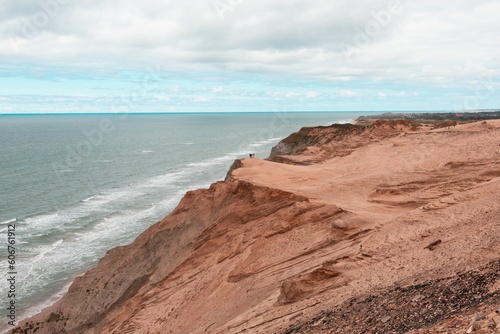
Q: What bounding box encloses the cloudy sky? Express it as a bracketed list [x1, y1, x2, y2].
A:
[0, 0, 499, 113]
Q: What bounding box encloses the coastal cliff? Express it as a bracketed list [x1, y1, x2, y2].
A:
[12, 119, 500, 334]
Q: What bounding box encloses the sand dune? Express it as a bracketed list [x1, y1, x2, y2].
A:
[12, 120, 500, 334]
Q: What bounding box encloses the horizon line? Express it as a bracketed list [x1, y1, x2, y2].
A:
[1, 109, 498, 116]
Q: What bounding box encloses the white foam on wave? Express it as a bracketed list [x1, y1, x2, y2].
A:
[20, 170, 188, 238]
[31, 239, 64, 262]
[81, 195, 95, 203]
[74, 182, 204, 249]
[76, 189, 138, 215]
[0, 217, 17, 225]
[187, 155, 235, 168]
[20, 140, 268, 238]
[91, 190, 134, 206]
[182, 136, 284, 173]
[14, 237, 98, 303]
[154, 186, 205, 210]
[23, 213, 61, 230]
[0, 280, 73, 334]
[155, 196, 183, 210]
[20, 189, 136, 236]
[141, 171, 186, 188]
[221, 137, 283, 160]
[2, 185, 216, 333]
[4, 177, 187, 311]
[248, 137, 282, 148]
[0, 219, 16, 232]
[75, 209, 155, 247]
[141, 150, 154, 153]
[0, 240, 80, 323]
[185, 138, 282, 171]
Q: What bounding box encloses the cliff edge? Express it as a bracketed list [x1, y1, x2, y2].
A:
[11, 120, 500, 334]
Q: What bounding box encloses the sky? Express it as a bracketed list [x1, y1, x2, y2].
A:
[0, 0, 499, 113]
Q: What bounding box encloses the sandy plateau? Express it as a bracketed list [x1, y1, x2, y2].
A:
[11, 120, 500, 334]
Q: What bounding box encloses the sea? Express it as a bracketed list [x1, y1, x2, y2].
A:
[0, 111, 367, 330]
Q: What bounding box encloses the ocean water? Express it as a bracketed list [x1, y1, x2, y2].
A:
[0, 112, 365, 329]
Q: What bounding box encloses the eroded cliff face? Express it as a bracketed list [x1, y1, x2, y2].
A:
[13, 181, 355, 334]
[269, 120, 420, 165]
[12, 119, 500, 334]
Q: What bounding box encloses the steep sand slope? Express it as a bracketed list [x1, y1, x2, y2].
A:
[11, 120, 500, 334]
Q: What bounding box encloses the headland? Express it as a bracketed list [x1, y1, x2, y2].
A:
[11, 114, 500, 334]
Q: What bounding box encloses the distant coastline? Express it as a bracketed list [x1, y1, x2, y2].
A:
[355, 110, 500, 125]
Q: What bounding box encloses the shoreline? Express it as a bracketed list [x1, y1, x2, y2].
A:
[2, 112, 349, 332]
[0, 113, 348, 328]
[10, 115, 500, 334]
[0, 282, 72, 334]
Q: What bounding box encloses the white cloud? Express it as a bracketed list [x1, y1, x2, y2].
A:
[211, 86, 224, 93]
[378, 91, 419, 99]
[2, 0, 498, 81]
[194, 96, 210, 102]
[306, 91, 320, 99]
[338, 90, 360, 98]
[153, 95, 171, 102]
[0, 0, 499, 112]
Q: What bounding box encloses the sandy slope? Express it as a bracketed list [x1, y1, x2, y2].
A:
[11, 120, 500, 334]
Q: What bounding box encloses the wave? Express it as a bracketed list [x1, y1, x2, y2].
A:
[20, 190, 136, 235]
[18, 136, 279, 237]
[81, 195, 96, 203]
[140, 171, 186, 188]
[23, 213, 61, 230]
[32, 239, 64, 262]
[248, 137, 282, 148]
[73, 202, 176, 248]
[0, 280, 73, 334]
[19, 170, 187, 237]
[0, 217, 17, 225]
[187, 155, 235, 168]
[91, 190, 133, 205]
[186, 137, 282, 169]
[141, 150, 154, 153]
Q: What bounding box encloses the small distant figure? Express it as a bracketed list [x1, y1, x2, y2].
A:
[249, 153, 255, 158]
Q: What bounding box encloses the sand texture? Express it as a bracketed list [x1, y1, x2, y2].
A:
[11, 120, 500, 334]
